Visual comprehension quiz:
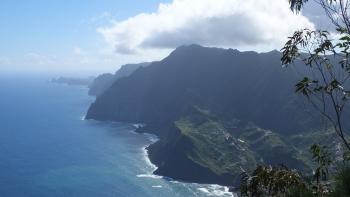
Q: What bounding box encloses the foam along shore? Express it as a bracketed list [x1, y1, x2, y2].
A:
[137, 127, 236, 197]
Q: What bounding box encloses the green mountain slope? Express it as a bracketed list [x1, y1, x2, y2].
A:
[86, 45, 330, 186]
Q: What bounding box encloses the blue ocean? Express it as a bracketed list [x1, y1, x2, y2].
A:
[0, 73, 234, 197]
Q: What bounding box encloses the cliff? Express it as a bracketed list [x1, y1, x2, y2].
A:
[88, 62, 150, 96]
[86, 45, 325, 186]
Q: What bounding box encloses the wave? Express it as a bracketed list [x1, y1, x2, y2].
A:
[132, 123, 145, 129]
[136, 174, 163, 179]
[136, 145, 161, 180]
[151, 185, 163, 188]
[142, 133, 159, 143]
[197, 184, 236, 197]
[141, 146, 158, 172]
[138, 147, 237, 197]
[135, 125, 236, 197]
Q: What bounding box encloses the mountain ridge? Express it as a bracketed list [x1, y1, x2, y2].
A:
[86, 45, 325, 186]
[88, 62, 151, 96]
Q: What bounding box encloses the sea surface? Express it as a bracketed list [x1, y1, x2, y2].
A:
[0, 73, 235, 197]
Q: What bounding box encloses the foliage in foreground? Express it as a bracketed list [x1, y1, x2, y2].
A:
[284, 0, 350, 151]
[240, 144, 350, 197]
[238, 1, 350, 196]
[331, 164, 350, 197]
[239, 1, 350, 195]
[240, 165, 307, 196]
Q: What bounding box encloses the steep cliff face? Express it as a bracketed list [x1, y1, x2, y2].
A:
[135, 107, 310, 186]
[87, 45, 319, 133]
[88, 62, 150, 97]
[143, 122, 240, 186]
[86, 45, 322, 186]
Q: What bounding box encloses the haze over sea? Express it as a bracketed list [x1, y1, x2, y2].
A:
[0, 73, 234, 197]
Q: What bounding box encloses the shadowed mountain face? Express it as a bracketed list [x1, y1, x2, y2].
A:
[88, 62, 150, 97]
[87, 45, 319, 134]
[86, 45, 325, 186]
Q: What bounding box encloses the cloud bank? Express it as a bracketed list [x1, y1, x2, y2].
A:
[98, 0, 315, 54]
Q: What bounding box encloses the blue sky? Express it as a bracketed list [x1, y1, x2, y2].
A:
[0, 0, 170, 55]
[0, 0, 171, 73]
[0, 0, 171, 54]
[0, 0, 322, 74]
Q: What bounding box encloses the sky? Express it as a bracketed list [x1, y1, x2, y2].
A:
[0, 0, 328, 74]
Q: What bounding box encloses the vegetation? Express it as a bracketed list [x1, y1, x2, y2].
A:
[174, 107, 312, 181]
[176, 118, 255, 174]
[240, 165, 309, 197]
[235, 124, 310, 173]
[240, 0, 350, 196]
[283, 0, 350, 150]
[88, 44, 325, 185]
[332, 164, 350, 196]
[240, 145, 340, 196]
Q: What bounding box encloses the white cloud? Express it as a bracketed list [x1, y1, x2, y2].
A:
[98, 0, 315, 54]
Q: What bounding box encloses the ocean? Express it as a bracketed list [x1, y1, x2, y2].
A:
[0, 73, 235, 197]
